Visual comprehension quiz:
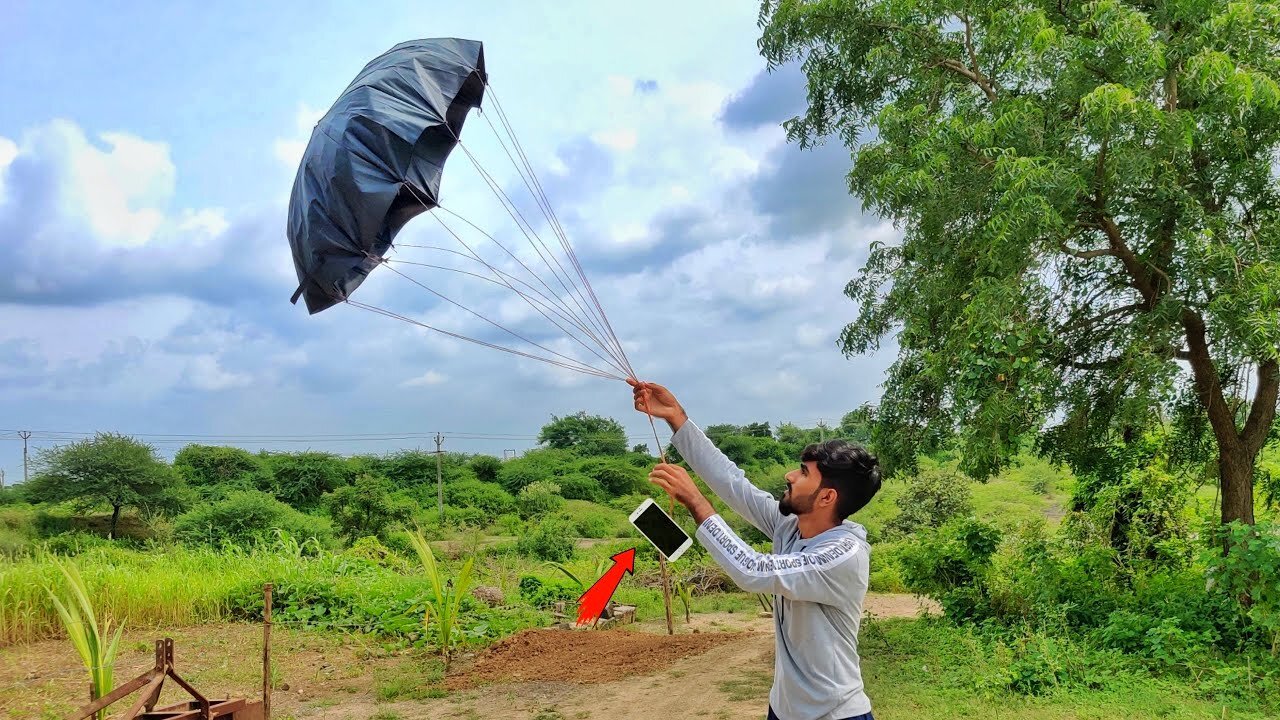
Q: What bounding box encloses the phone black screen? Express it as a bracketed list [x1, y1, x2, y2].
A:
[632, 502, 690, 558]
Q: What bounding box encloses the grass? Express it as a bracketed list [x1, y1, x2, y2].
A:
[857, 617, 1277, 720]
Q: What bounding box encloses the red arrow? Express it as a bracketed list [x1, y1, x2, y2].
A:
[575, 548, 636, 626]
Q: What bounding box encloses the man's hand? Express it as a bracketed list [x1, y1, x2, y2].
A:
[649, 463, 715, 525]
[628, 378, 687, 432]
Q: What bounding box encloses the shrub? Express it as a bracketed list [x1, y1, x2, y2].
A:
[445, 479, 515, 516]
[885, 468, 973, 538]
[517, 575, 579, 608]
[174, 490, 333, 547]
[517, 514, 576, 562]
[575, 458, 646, 497]
[497, 448, 577, 494]
[469, 455, 503, 483]
[516, 481, 565, 519]
[554, 474, 606, 502]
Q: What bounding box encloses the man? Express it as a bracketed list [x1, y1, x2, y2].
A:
[629, 379, 881, 720]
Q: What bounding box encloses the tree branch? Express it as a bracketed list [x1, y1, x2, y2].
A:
[1242, 359, 1279, 454]
[937, 59, 999, 102]
[1180, 308, 1242, 452]
[1059, 303, 1145, 333]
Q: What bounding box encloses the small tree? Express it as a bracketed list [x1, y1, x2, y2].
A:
[26, 433, 180, 539]
[323, 474, 416, 542]
[263, 451, 352, 510]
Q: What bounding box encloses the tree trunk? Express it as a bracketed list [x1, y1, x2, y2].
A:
[109, 504, 121, 540]
[1220, 446, 1256, 528]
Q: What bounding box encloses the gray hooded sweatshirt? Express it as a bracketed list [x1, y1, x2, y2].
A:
[672, 420, 872, 720]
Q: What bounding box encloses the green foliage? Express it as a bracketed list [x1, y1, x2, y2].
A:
[516, 481, 565, 519]
[885, 468, 974, 537]
[517, 574, 579, 608]
[406, 528, 474, 667]
[44, 556, 123, 720]
[898, 517, 1002, 621]
[537, 411, 627, 456]
[172, 445, 265, 496]
[25, 433, 185, 539]
[444, 478, 515, 516]
[262, 451, 353, 510]
[323, 474, 417, 542]
[469, 454, 503, 483]
[563, 500, 631, 539]
[173, 490, 333, 548]
[1207, 521, 1280, 654]
[758, 0, 1280, 526]
[552, 473, 605, 502]
[517, 514, 576, 562]
[574, 457, 647, 496]
[497, 448, 577, 494]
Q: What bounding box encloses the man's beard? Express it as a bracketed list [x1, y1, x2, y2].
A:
[779, 486, 819, 516]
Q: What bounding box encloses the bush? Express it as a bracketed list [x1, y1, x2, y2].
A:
[575, 458, 646, 496]
[517, 514, 576, 562]
[497, 448, 577, 494]
[898, 517, 1001, 622]
[517, 481, 565, 519]
[445, 478, 515, 516]
[469, 455, 503, 483]
[885, 468, 973, 538]
[174, 490, 334, 548]
[517, 575, 579, 608]
[564, 501, 630, 539]
[554, 474, 606, 502]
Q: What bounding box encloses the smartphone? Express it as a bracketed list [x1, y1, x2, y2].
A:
[628, 498, 693, 561]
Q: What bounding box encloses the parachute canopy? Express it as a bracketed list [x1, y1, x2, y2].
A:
[287, 38, 487, 314]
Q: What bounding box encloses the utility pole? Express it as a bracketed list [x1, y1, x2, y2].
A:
[18, 431, 31, 483]
[434, 432, 444, 523]
[0, 468, 5, 489]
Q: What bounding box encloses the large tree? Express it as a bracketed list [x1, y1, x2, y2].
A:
[26, 433, 181, 538]
[537, 412, 628, 456]
[759, 0, 1280, 526]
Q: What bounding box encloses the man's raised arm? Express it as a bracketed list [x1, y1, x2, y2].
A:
[630, 379, 781, 537]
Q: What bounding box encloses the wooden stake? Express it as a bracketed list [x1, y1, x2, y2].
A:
[263, 583, 273, 720]
[659, 554, 674, 636]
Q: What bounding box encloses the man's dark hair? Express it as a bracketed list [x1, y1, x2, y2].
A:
[801, 439, 881, 519]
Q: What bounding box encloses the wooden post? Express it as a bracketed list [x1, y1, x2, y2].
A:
[263, 583, 272, 720]
[659, 555, 674, 636]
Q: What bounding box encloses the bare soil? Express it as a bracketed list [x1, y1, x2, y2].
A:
[0, 593, 934, 720]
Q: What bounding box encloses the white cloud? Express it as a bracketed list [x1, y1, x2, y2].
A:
[402, 370, 447, 387]
[273, 103, 325, 171]
[591, 128, 638, 152]
[796, 323, 829, 348]
[183, 355, 252, 391]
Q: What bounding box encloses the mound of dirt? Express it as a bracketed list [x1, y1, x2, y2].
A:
[447, 628, 747, 689]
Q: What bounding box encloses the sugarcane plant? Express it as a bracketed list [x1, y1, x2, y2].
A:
[407, 526, 474, 669]
[44, 555, 124, 720]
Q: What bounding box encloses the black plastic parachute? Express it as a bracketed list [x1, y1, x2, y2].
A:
[287, 38, 486, 314]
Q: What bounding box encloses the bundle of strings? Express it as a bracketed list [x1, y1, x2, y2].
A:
[345, 81, 673, 466]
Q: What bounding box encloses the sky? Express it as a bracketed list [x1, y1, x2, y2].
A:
[0, 0, 899, 482]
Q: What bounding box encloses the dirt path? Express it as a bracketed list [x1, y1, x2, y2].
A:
[0, 593, 935, 720]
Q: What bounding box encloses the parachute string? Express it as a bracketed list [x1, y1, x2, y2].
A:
[390, 242, 604, 345]
[447, 135, 620, 361]
[399, 180, 630, 374]
[380, 257, 630, 377]
[421, 213, 632, 377]
[375, 260, 623, 379]
[484, 87, 637, 379]
[345, 300, 622, 380]
[427, 207, 617, 356]
[426, 207, 626, 368]
[474, 109, 622, 363]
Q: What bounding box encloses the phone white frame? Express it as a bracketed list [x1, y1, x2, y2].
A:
[628, 497, 693, 562]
